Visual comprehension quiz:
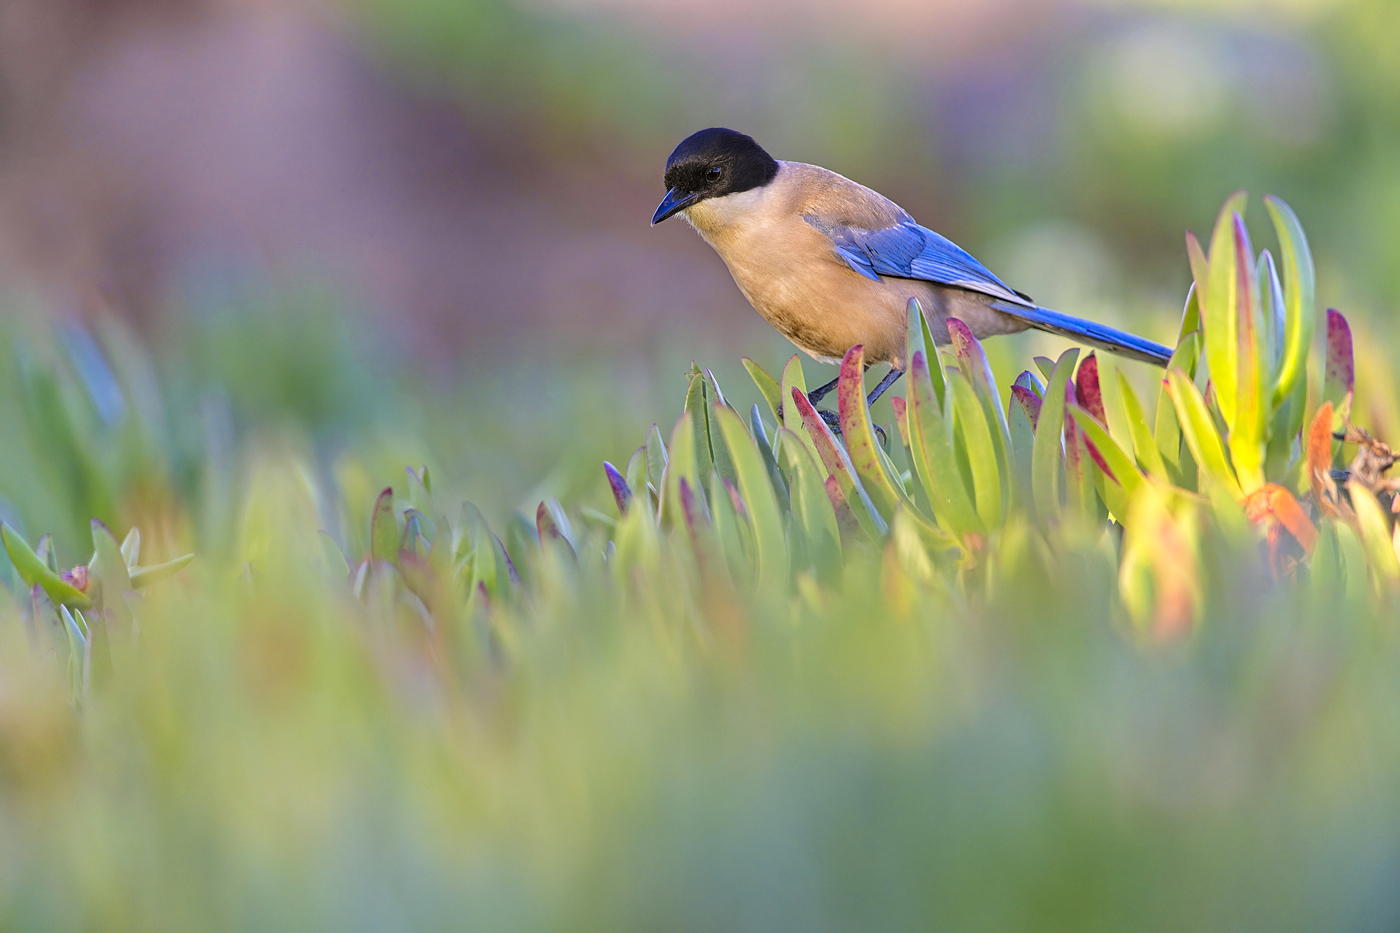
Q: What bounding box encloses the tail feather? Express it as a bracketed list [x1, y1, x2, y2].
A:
[991, 301, 1172, 367]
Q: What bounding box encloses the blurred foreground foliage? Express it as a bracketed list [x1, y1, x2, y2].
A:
[1, 195, 1400, 930]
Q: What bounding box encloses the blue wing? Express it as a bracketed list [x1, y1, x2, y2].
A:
[810, 215, 1172, 366]
[813, 217, 1027, 306]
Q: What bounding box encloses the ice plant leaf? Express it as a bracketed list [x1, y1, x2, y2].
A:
[603, 461, 633, 516]
[947, 318, 1014, 512]
[1306, 402, 1339, 515]
[1068, 407, 1143, 498]
[1, 523, 91, 609]
[1117, 373, 1167, 480]
[1323, 309, 1354, 414]
[90, 519, 131, 595]
[369, 487, 398, 565]
[1229, 212, 1266, 494]
[1032, 348, 1079, 524]
[905, 349, 980, 540]
[779, 354, 809, 435]
[1165, 370, 1241, 499]
[838, 346, 903, 524]
[1349, 482, 1400, 587]
[1203, 191, 1248, 430]
[1264, 195, 1315, 409]
[742, 357, 783, 422]
[128, 553, 195, 590]
[779, 427, 842, 583]
[792, 389, 885, 539]
[948, 369, 1002, 529]
[714, 404, 789, 589]
[120, 527, 141, 569]
[1011, 385, 1042, 431]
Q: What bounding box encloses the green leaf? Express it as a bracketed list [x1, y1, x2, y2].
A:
[129, 553, 195, 590]
[1349, 482, 1400, 588]
[714, 405, 789, 589]
[1032, 348, 1079, 524]
[646, 424, 668, 511]
[778, 427, 842, 583]
[1202, 191, 1248, 430]
[90, 519, 132, 596]
[790, 388, 887, 539]
[1068, 407, 1145, 499]
[948, 370, 1002, 528]
[742, 358, 783, 422]
[749, 405, 791, 515]
[709, 471, 752, 587]
[1264, 195, 1316, 410]
[320, 530, 351, 577]
[1155, 332, 1201, 482]
[947, 318, 1014, 513]
[1228, 212, 1266, 493]
[684, 367, 716, 490]
[1117, 372, 1167, 480]
[369, 487, 398, 565]
[837, 346, 904, 524]
[1164, 369, 1241, 499]
[120, 527, 141, 569]
[779, 354, 809, 436]
[1, 523, 91, 608]
[906, 348, 981, 540]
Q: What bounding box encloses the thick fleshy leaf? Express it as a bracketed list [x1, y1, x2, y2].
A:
[1011, 385, 1042, 430]
[1349, 482, 1400, 586]
[2, 523, 91, 608]
[1074, 353, 1107, 424]
[120, 527, 141, 569]
[603, 461, 632, 515]
[1032, 349, 1078, 523]
[90, 519, 131, 596]
[1229, 212, 1266, 493]
[1306, 402, 1339, 514]
[1259, 250, 1286, 379]
[791, 388, 886, 539]
[684, 366, 716, 488]
[949, 370, 1002, 528]
[948, 318, 1014, 511]
[1155, 332, 1201, 482]
[779, 427, 842, 582]
[1202, 191, 1248, 430]
[625, 446, 650, 507]
[646, 424, 668, 512]
[838, 346, 903, 524]
[1324, 308, 1354, 414]
[1033, 357, 1056, 382]
[742, 357, 783, 421]
[709, 470, 752, 586]
[664, 412, 703, 528]
[780, 354, 809, 435]
[1164, 370, 1241, 498]
[129, 553, 195, 590]
[1117, 372, 1167, 480]
[369, 487, 397, 565]
[749, 405, 791, 514]
[1014, 369, 1045, 399]
[1264, 195, 1315, 409]
[905, 298, 946, 408]
[1183, 235, 1207, 337]
[714, 404, 789, 588]
[1067, 407, 1144, 498]
[905, 350, 980, 540]
[1242, 484, 1317, 556]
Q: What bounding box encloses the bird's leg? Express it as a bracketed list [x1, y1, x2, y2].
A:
[865, 367, 905, 408]
[806, 375, 840, 407]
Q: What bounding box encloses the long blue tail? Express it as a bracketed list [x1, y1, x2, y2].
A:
[991, 301, 1172, 367]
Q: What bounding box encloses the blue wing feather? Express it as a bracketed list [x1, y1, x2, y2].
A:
[823, 221, 1026, 305]
[810, 215, 1172, 366]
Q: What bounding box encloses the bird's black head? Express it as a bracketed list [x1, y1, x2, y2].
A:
[651, 128, 779, 225]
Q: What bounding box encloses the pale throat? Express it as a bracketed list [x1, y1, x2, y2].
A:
[680, 184, 773, 243]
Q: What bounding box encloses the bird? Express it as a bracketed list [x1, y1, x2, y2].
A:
[650, 127, 1172, 429]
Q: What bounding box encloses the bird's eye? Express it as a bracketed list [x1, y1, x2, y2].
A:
[707, 166, 723, 182]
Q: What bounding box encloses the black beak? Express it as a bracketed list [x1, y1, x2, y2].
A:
[651, 187, 699, 225]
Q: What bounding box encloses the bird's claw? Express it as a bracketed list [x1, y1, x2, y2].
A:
[818, 408, 842, 435]
[873, 423, 888, 448]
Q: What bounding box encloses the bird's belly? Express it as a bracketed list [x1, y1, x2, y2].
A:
[724, 252, 1026, 369]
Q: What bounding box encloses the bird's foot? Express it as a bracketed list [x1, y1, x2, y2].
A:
[873, 423, 888, 448]
[818, 408, 842, 435]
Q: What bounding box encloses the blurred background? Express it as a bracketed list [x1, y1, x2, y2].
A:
[1, 0, 1398, 550]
